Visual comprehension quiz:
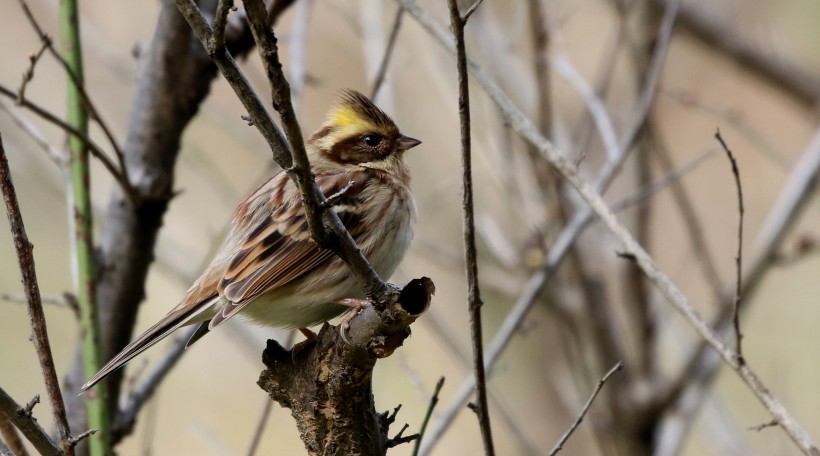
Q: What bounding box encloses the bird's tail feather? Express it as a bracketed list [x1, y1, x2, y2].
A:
[81, 302, 215, 392]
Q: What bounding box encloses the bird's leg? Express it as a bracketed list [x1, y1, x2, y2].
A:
[291, 327, 318, 358]
[335, 298, 370, 344]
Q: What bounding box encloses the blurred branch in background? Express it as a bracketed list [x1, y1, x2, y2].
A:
[661, 0, 820, 107]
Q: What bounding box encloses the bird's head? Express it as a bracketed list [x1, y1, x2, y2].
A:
[307, 89, 421, 171]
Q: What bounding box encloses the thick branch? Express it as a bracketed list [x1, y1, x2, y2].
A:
[258, 278, 434, 456]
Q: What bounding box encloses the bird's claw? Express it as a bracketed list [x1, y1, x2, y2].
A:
[336, 298, 369, 345]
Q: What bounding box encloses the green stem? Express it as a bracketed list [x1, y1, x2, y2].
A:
[60, 0, 111, 453]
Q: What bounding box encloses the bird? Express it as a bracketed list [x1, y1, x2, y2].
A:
[82, 89, 421, 391]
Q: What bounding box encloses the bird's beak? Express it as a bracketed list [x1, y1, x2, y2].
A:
[397, 134, 422, 151]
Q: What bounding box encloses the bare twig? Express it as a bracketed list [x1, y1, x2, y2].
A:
[0, 85, 137, 207]
[245, 400, 273, 456]
[321, 179, 355, 208]
[0, 387, 62, 456]
[18, 38, 50, 102]
[448, 0, 494, 454]
[611, 149, 718, 213]
[210, 0, 233, 52]
[461, 0, 485, 24]
[715, 130, 745, 361]
[17, 0, 129, 184]
[371, 6, 404, 100]
[0, 99, 65, 164]
[661, 0, 820, 107]
[68, 429, 97, 447]
[412, 377, 444, 456]
[0, 133, 74, 454]
[548, 361, 624, 456]
[1, 292, 80, 318]
[749, 420, 779, 432]
[0, 410, 27, 456]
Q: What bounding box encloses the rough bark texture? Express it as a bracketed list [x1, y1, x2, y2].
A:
[258, 278, 434, 456]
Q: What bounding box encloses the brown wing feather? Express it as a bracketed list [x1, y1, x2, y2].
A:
[208, 172, 368, 329]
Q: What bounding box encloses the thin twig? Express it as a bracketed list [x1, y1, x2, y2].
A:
[0, 410, 27, 456]
[68, 429, 97, 447]
[371, 6, 404, 100]
[0, 85, 137, 207]
[0, 99, 65, 164]
[448, 0, 494, 454]
[662, 0, 820, 107]
[321, 179, 355, 208]
[0, 133, 74, 455]
[210, 0, 233, 52]
[412, 377, 444, 456]
[461, 0, 485, 24]
[245, 400, 273, 456]
[715, 130, 745, 361]
[18, 38, 50, 102]
[0, 387, 62, 456]
[611, 148, 718, 212]
[548, 361, 624, 456]
[1, 292, 80, 318]
[749, 419, 779, 432]
[17, 0, 129, 188]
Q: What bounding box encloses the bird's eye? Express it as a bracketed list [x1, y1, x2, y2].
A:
[362, 134, 382, 147]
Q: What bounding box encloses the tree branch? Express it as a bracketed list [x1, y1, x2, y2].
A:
[715, 130, 745, 361]
[0, 387, 62, 456]
[548, 361, 624, 456]
[447, 0, 494, 454]
[257, 278, 434, 455]
[0, 132, 73, 455]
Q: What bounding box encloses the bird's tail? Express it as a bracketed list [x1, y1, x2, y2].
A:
[80, 300, 216, 392]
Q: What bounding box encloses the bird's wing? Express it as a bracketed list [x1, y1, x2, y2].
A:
[208, 171, 368, 329]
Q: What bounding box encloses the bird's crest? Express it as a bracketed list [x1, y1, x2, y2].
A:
[327, 89, 396, 135]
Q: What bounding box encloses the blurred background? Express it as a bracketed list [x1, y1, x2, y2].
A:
[1, 0, 820, 455]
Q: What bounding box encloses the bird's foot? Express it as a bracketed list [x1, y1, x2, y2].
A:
[335, 298, 370, 344]
[291, 327, 317, 360]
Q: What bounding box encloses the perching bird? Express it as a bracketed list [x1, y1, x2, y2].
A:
[82, 89, 420, 391]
